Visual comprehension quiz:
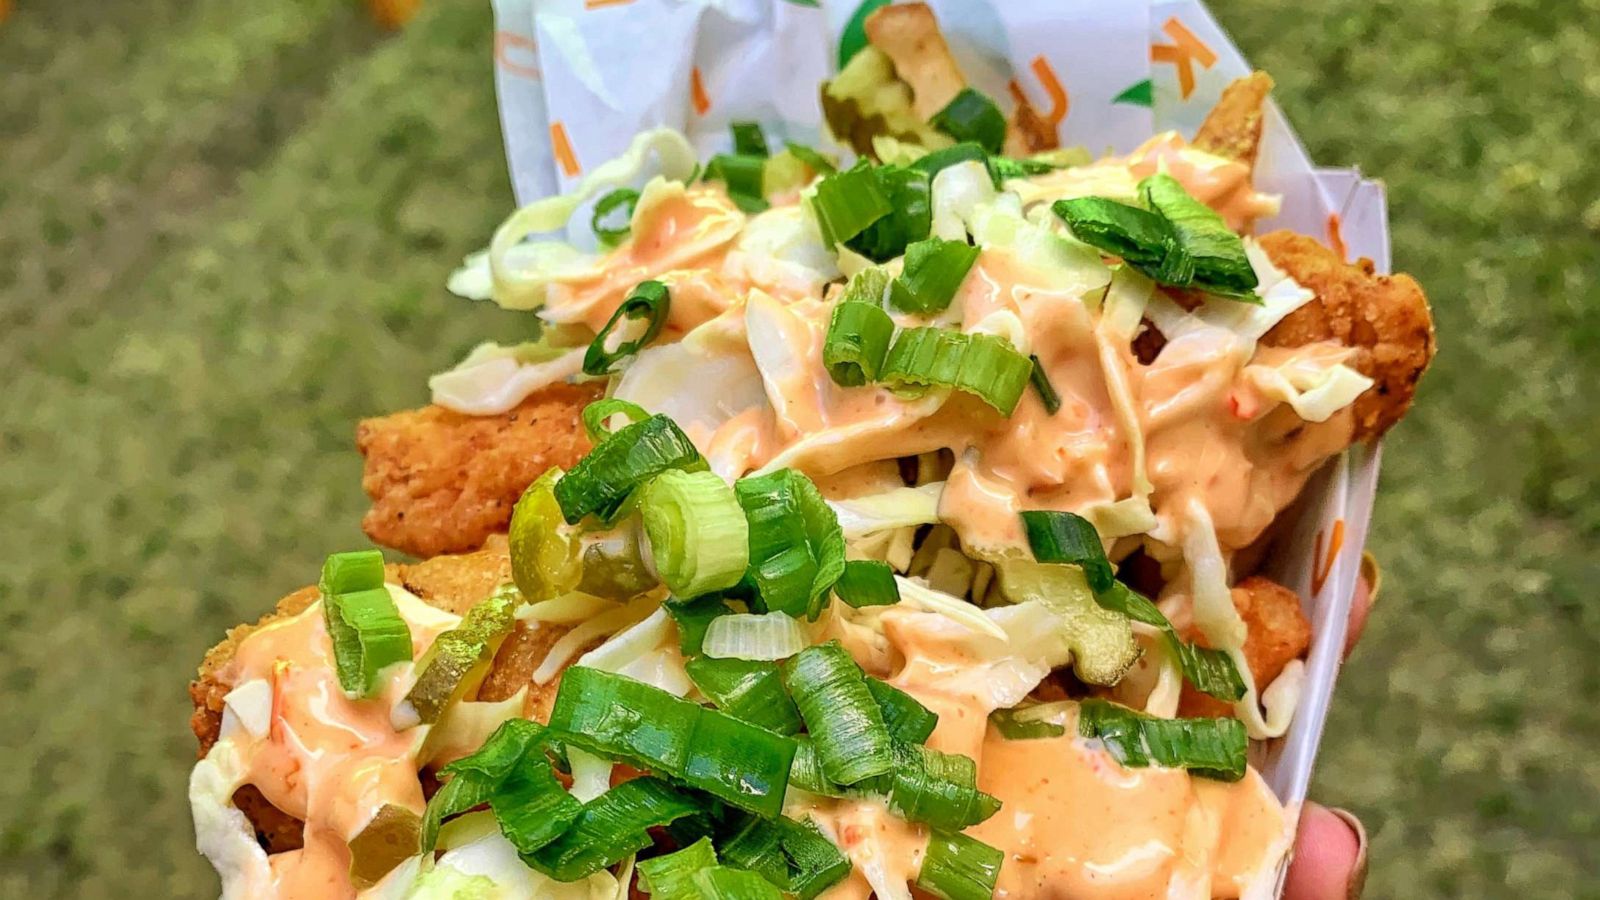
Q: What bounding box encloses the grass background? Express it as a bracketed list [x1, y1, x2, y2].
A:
[1, 1, 1595, 896]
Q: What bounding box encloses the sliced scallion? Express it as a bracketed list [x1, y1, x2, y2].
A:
[989, 707, 1066, 741]
[684, 657, 804, 735]
[636, 836, 718, 898]
[735, 469, 846, 620]
[705, 154, 770, 213]
[810, 160, 891, 248]
[525, 777, 704, 882]
[692, 866, 784, 899]
[554, 413, 707, 524]
[666, 594, 734, 656]
[889, 237, 981, 315]
[701, 611, 807, 661]
[1020, 509, 1113, 591]
[547, 666, 797, 817]
[915, 829, 1004, 900]
[641, 469, 750, 598]
[718, 814, 852, 899]
[834, 559, 900, 608]
[321, 555, 412, 699]
[929, 87, 1007, 154]
[871, 742, 999, 830]
[1028, 354, 1062, 415]
[781, 642, 893, 785]
[1140, 173, 1259, 299]
[730, 121, 770, 157]
[783, 141, 837, 175]
[319, 549, 385, 596]
[581, 397, 651, 445]
[881, 327, 1033, 415]
[865, 678, 936, 744]
[823, 300, 895, 387]
[583, 279, 672, 376]
[591, 187, 640, 247]
[1077, 697, 1249, 781]
[845, 164, 932, 262]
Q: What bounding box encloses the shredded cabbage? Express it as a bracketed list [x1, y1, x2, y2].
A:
[929, 160, 997, 241]
[533, 597, 657, 685]
[430, 347, 587, 416]
[893, 575, 1006, 640]
[567, 747, 614, 804]
[190, 743, 274, 899]
[219, 679, 272, 741]
[405, 831, 620, 900]
[476, 129, 700, 311]
[1246, 354, 1374, 423]
[830, 483, 945, 538]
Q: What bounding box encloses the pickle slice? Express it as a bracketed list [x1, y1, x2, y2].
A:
[347, 804, 421, 889]
[994, 559, 1139, 686]
[393, 588, 517, 729]
[577, 526, 657, 600]
[509, 468, 582, 604]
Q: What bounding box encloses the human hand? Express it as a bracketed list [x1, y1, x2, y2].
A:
[1281, 563, 1376, 899]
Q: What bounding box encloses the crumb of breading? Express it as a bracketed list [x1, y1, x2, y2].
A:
[1194, 72, 1274, 166]
[1258, 230, 1436, 439]
[356, 382, 602, 558]
[188, 542, 566, 854]
[1179, 575, 1312, 719]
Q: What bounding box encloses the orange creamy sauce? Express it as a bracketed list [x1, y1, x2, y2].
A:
[808, 610, 1287, 900]
[221, 595, 454, 898]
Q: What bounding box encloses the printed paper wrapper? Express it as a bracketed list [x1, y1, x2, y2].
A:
[487, 0, 1391, 891]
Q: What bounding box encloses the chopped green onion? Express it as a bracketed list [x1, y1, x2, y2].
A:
[1028, 354, 1062, 415]
[581, 398, 651, 444]
[510, 467, 582, 602]
[834, 560, 900, 608]
[666, 594, 734, 656]
[395, 586, 517, 728]
[910, 142, 992, 180]
[554, 413, 707, 524]
[881, 328, 1033, 415]
[1052, 196, 1174, 270]
[929, 88, 1007, 154]
[785, 738, 847, 798]
[915, 830, 1004, 900]
[637, 836, 718, 898]
[548, 666, 797, 817]
[846, 164, 932, 262]
[685, 657, 803, 735]
[865, 678, 936, 744]
[989, 707, 1066, 741]
[730, 122, 770, 157]
[692, 866, 785, 899]
[705, 153, 771, 213]
[735, 469, 846, 620]
[526, 777, 704, 881]
[810, 160, 891, 248]
[889, 237, 981, 314]
[425, 719, 569, 852]
[840, 265, 891, 306]
[823, 301, 895, 387]
[1096, 581, 1245, 701]
[718, 815, 852, 899]
[781, 642, 894, 785]
[784, 141, 837, 175]
[490, 746, 586, 855]
[871, 742, 999, 830]
[591, 187, 640, 247]
[988, 154, 1065, 180]
[1020, 510, 1113, 591]
[1077, 698, 1249, 781]
[583, 280, 672, 376]
[1022, 510, 1244, 701]
[321, 560, 412, 699]
[1139, 173, 1259, 299]
[320, 549, 385, 596]
[701, 611, 807, 661]
[641, 469, 750, 598]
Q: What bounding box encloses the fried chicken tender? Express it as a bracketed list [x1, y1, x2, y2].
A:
[356, 381, 602, 558]
[1178, 575, 1312, 719]
[1194, 72, 1273, 166]
[188, 541, 570, 854]
[1258, 230, 1436, 439]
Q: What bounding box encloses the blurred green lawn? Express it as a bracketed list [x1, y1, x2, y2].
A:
[1, 1, 1595, 897]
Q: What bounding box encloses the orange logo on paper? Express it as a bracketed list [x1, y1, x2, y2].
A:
[495, 30, 540, 79]
[1008, 56, 1068, 129]
[585, 0, 634, 8]
[691, 66, 712, 116]
[550, 122, 582, 177]
[1150, 17, 1217, 100]
[1311, 518, 1346, 597]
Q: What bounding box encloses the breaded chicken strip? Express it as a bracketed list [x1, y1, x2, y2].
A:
[1257, 231, 1436, 439]
[1178, 575, 1312, 719]
[356, 381, 601, 558]
[188, 540, 571, 853]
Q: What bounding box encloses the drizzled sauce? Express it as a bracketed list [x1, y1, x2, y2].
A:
[220, 592, 456, 898]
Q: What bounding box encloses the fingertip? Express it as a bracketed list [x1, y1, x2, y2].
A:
[1282, 802, 1364, 900]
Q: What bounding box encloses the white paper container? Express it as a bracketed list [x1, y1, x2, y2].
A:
[487, 0, 1391, 891]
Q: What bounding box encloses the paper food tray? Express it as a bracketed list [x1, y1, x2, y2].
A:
[486, 0, 1390, 889]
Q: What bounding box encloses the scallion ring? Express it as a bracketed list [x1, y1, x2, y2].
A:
[582, 279, 671, 376]
[590, 187, 640, 247]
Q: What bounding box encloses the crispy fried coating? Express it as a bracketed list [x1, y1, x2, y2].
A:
[1194, 72, 1273, 166]
[1178, 575, 1312, 718]
[356, 381, 602, 558]
[1133, 233, 1435, 440]
[188, 542, 569, 854]
[1257, 230, 1436, 439]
